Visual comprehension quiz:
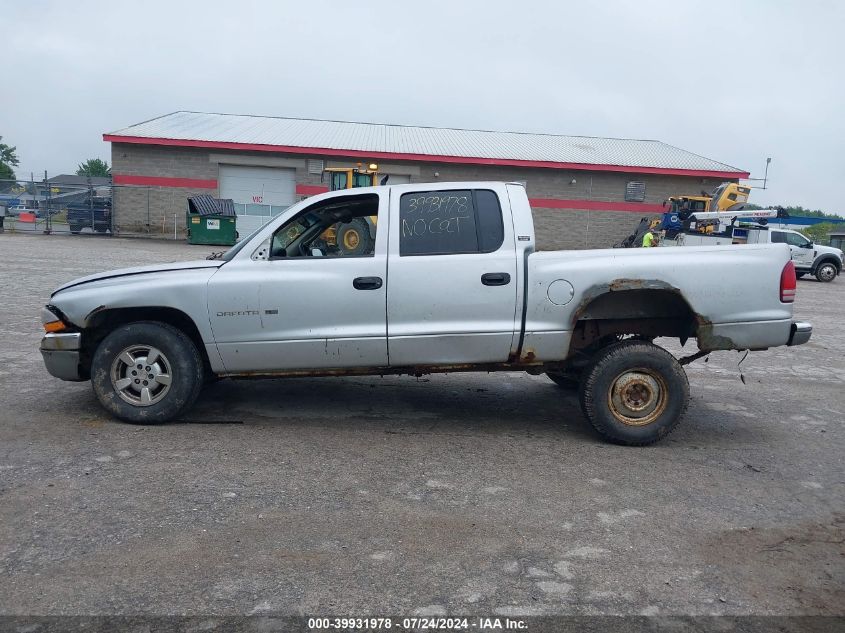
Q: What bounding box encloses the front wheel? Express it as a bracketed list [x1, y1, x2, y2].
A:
[578, 340, 689, 445]
[91, 321, 205, 424]
[815, 262, 838, 283]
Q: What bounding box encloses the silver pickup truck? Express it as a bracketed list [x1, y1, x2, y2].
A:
[41, 182, 812, 445]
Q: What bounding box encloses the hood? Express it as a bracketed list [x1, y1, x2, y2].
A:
[52, 260, 224, 296]
[816, 243, 844, 256]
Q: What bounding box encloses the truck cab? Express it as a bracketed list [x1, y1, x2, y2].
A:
[759, 228, 843, 282]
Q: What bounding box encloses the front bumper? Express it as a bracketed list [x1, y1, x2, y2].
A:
[788, 321, 812, 346]
[40, 332, 85, 381]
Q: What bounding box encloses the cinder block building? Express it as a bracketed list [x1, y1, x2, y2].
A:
[105, 112, 748, 249]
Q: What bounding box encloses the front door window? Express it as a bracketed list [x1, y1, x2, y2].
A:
[270, 194, 379, 259]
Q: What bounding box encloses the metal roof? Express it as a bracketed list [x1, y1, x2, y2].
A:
[47, 174, 112, 186]
[106, 111, 747, 176]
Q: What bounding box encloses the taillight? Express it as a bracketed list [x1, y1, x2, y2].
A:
[780, 260, 796, 303]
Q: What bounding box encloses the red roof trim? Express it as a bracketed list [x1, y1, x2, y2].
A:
[529, 198, 666, 213]
[113, 174, 217, 189]
[104, 134, 750, 179]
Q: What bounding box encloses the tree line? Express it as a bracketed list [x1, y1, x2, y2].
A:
[743, 204, 843, 243]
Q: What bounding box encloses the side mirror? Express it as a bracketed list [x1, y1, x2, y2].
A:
[802, 242, 813, 248]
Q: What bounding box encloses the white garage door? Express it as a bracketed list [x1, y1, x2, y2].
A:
[218, 165, 296, 237]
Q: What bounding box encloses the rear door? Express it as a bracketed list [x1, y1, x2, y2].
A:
[386, 184, 519, 366]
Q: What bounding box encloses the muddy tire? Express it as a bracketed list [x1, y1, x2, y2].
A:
[546, 370, 580, 390]
[815, 262, 838, 283]
[91, 321, 204, 424]
[578, 340, 689, 446]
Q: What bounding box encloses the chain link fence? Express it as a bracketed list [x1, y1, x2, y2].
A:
[0, 176, 117, 236]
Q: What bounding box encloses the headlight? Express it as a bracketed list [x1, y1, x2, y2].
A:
[41, 305, 67, 333]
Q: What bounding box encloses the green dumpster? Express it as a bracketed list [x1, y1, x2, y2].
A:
[186, 195, 238, 246]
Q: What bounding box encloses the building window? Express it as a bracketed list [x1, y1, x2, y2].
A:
[625, 181, 646, 202]
[307, 159, 324, 174]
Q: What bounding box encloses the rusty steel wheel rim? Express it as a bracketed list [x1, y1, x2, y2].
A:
[110, 344, 173, 407]
[607, 367, 668, 426]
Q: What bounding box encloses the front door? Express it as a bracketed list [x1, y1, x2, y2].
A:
[773, 230, 815, 268]
[386, 185, 518, 367]
[207, 191, 389, 373]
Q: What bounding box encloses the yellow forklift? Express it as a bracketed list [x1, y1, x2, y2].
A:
[320, 163, 384, 256]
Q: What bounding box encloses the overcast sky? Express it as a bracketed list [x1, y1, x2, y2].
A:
[4, 0, 843, 212]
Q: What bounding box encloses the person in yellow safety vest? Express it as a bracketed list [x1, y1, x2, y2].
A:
[642, 229, 658, 248]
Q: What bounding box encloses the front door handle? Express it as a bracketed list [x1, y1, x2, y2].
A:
[353, 276, 383, 290]
[481, 272, 511, 286]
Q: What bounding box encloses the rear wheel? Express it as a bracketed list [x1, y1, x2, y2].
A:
[91, 321, 204, 424]
[578, 340, 689, 445]
[69, 223, 83, 234]
[815, 262, 838, 282]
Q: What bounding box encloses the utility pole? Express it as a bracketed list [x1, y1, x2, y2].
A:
[43, 170, 51, 234]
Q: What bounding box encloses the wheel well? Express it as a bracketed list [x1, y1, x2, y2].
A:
[80, 307, 210, 378]
[814, 255, 841, 272]
[570, 289, 697, 354]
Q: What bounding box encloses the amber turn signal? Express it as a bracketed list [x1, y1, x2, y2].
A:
[44, 320, 67, 333]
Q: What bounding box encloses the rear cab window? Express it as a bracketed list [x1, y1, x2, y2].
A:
[399, 189, 504, 256]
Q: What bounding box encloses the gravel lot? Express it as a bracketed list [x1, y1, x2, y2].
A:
[0, 233, 842, 618]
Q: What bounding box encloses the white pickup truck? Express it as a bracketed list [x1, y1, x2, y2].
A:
[664, 223, 843, 283]
[40, 182, 811, 445]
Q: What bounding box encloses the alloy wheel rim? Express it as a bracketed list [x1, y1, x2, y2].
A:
[110, 345, 173, 407]
[819, 264, 836, 281]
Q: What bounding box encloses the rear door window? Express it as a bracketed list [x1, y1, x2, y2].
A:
[399, 189, 504, 256]
[475, 189, 505, 252]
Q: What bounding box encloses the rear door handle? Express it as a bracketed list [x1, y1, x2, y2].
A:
[481, 272, 511, 286]
[353, 276, 383, 290]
